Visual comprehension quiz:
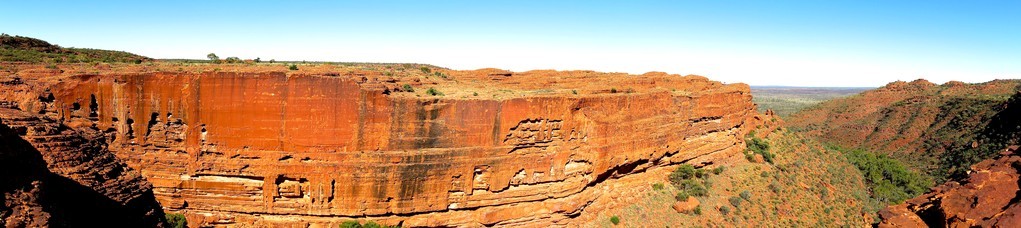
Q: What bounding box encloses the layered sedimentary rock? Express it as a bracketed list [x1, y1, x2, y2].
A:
[878, 145, 1021, 227]
[0, 107, 165, 227]
[2, 64, 757, 227]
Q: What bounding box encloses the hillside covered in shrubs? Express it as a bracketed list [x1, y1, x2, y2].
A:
[0, 34, 151, 63]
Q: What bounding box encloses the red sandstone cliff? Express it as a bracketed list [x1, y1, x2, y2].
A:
[2, 63, 758, 227]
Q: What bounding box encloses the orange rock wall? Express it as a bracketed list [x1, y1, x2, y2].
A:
[46, 71, 755, 226]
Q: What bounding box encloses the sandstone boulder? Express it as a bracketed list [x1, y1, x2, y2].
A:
[672, 196, 700, 214]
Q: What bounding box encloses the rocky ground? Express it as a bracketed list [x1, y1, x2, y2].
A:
[879, 145, 1021, 227]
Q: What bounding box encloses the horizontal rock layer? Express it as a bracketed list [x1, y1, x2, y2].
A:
[4, 66, 757, 227]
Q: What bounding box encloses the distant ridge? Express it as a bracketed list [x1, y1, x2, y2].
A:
[0, 34, 151, 63]
[788, 79, 1021, 181]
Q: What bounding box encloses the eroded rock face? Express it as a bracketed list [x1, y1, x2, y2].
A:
[878, 145, 1021, 228]
[0, 107, 166, 227]
[2, 65, 757, 227]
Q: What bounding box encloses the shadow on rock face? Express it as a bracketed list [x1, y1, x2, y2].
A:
[0, 122, 167, 227]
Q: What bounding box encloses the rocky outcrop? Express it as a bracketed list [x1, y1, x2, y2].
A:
[0, 107, 166, 227]
[2, 64, 758, 227]
[671, 196, 699, 214]
[878, 145, 1021, 227]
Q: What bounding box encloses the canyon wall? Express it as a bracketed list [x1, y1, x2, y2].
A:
[3, 66, 757, 227]
[0, 106, 166, 227]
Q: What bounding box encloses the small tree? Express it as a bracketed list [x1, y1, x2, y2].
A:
[609, 215, 620, 225]
[254, 57, 261, 63]
[206, 53, 219, 62]
[288, 64, 299, 70]
[669, 164, 696, 185]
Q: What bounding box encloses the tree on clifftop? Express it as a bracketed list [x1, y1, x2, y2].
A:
[206, 53, 219, 62]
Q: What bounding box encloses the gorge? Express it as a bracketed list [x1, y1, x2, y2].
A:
[1, 63, 761, 227]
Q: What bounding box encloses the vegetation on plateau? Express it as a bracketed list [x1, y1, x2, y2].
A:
[0, 34, 151, 63]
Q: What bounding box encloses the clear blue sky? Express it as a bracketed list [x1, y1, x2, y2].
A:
[3, 0, 1019, 86]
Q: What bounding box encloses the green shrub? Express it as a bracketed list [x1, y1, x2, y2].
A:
[693, 206, 702, 215]
[675, 191, 689, 201]
[652, 183, 665, 190]
[610, 215, 620, 225]
[740, 190, 752, 201]
[670, 164, 697, 182]
[768, 182, 782, 193]
[720, 206, 731, 215]
[729, 196, 743, 208]
[340, 221, 362, 228]
[744, 151, 756, 162]
[165, 213, 187, 228]
[289, 64, 299, 70]
[745, 136, 775, 163]
[712, 166, 725, 175]
[695, 168, 708, 178]
[402, 84, 414, 92]
[669, 164, 710, 199]
[426, 88, 443, 96]
[420, 66, 431, 74]
[433, 71, 448, 78]
[677, 179, 707, 196]
[610, 88, 618, 93]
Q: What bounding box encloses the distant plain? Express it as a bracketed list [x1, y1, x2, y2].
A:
[750, 86, 872, 117]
